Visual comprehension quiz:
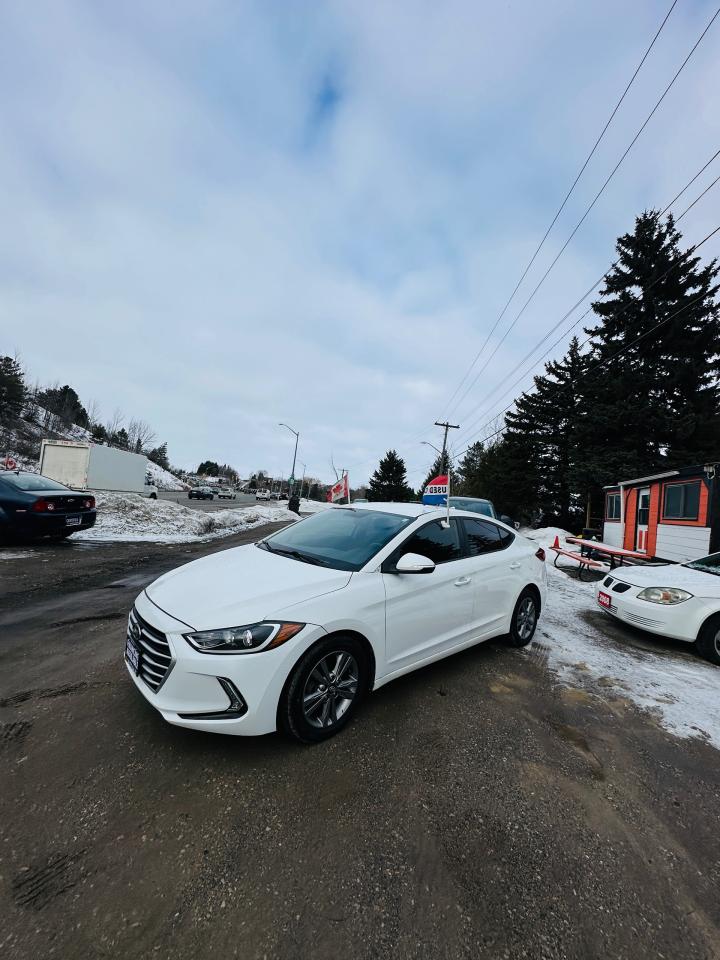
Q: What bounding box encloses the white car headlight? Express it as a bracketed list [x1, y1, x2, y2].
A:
[636, 587, 693, 605]
[184, 621, 304, 654]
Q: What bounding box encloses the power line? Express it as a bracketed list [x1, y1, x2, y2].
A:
[452, 150, 720, 446]
[441, 0, 680, 418]
[450, 222, 720, 461]
[447, 4, 720, 422]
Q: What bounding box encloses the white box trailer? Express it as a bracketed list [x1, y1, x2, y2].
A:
[39, 440, 158, 497]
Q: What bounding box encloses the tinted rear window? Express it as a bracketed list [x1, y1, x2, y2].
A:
[0, 473, 69, 492]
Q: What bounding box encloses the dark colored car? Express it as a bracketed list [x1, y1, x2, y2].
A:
[188, 487, 214, 500]
[0, 471, 96, 541]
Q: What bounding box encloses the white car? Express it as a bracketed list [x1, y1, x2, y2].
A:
[595, 553, 720, 664]
[124, 503, 547, 743]
[256, 489, 270, 501]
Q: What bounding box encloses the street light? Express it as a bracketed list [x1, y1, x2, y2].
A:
[278, 423, 299, 493]
[421, 440, 443, 457]
[298, 462, 307, 500]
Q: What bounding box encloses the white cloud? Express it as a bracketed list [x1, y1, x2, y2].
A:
[1, 0, 718, 481]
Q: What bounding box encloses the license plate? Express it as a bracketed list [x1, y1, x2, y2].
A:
[125, 637, 140, 673]
[597, 591, 611, 608]
[65, 515, 82, 526]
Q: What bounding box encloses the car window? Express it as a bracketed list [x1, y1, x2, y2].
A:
[262, 507, 414, 571]
[684, 552, 720, 576]
[463, 518, 514, 554]
[399, 519, 462, 565]
[449, 497, 494, 518]
[0, 473, 69, 492]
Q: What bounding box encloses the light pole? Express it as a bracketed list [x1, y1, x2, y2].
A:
[279, 423, 299, 493]
[299, 462, 307, 500]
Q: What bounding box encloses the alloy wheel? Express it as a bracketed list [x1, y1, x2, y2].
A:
[516, 596, 536, 641]
[302, 651, 359, 729]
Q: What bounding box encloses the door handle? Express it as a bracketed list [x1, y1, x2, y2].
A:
[454, 576, 472, 586]
[509, 562, 521, 570]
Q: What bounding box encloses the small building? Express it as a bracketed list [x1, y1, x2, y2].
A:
[603, 463, 720, 563]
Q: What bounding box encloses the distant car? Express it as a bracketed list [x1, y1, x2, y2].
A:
[448, 496, 519, 529]
[189, 487, 214, 501]
[142, 482, 159, 500]
[596, 552, 720, 665]
[0, 471, 96, 541]
[256, 489, 270, 501]
[352, 498, 369, 504]
[217, 488, 237, 500]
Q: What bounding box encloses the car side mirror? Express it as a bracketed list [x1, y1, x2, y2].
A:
[394, 552, 436, 574]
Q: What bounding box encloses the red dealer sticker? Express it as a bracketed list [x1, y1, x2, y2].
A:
[597, 591, 611, 608]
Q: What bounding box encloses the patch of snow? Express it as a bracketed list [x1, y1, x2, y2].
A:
[0, 549, 36, 561]
[146, 460, 186, 491]
[529, 534, 720, 749]
[299, 499, 333, 513]
[74, 493, 297, 543]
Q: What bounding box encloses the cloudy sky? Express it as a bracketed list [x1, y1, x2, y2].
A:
[1, 1, 719, 485]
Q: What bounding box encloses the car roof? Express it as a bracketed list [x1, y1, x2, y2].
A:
[449, 495, 492, 504]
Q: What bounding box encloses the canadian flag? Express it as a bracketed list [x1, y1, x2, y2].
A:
[327, 474, 350, 503]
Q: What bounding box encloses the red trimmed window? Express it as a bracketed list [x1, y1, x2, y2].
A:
[662, 481, 700, 521]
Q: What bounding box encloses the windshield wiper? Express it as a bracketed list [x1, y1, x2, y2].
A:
[258, 543, 329, 567]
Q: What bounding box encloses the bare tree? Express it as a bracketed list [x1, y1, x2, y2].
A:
[105, 408, 125, 437]
[127, 418, 156, 454]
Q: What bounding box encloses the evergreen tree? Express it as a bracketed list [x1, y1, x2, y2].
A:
[148, 443, 170, 470]
[0, 356, 27, 423]
[36, 384, 89, 427]
[91, 423, 108, 442]
[111, 427, 129, 449]
[197, 460, 220, 476]
[504, 336, 587, 527]
[579, 210, 720, 487]
[367, 450, 414, 502]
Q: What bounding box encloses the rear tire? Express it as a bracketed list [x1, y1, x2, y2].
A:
[279, 635, 368, 744]
[696, 614, 720, 666]
[507, 588, 539, 648]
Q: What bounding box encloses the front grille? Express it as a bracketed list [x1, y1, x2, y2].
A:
[612, 582, 631, 593]
[603, 576, 613, 587]
[128, 608, 174, 692]
[623, 611, 664, 628]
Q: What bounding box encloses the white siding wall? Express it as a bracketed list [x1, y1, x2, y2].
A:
[655, 524, 711, 563]
[603, 523, 624, 547]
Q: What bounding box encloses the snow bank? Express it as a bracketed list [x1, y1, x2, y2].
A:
[75, 493, 297, 543]
[525, 527, 720, 749]
[299, 499, 333, 513]
[146, 460, 186, 491]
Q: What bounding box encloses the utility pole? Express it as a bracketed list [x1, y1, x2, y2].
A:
[434, 421, 460, 474]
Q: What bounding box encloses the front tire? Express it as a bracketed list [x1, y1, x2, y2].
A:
[279, 636, 368, 743]
[696, 615, 720, 666]
[507, 588, 539, 647]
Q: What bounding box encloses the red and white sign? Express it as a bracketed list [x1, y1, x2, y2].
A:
[597, 591, 611, 609]
[327, 474, 350, 503]
[422, 474, 448, 505]
[3, 456, 17, 471]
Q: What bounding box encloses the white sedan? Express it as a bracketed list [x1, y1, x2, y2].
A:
[596, 553, 720, 664]
[124, 503, 547, 743]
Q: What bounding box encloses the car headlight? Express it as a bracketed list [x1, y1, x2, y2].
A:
[184, 621, 304, 654]
[636, 587, 693, 605]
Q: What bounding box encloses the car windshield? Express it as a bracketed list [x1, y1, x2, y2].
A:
[0, 473, 68, 492]
[258, 507, 414, 571]
[449, 497, 494, 518]
[684, 553, 720, 576]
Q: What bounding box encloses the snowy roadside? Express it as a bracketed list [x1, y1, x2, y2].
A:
[523, 527, 720, 750]
[74, 492, 297, 543]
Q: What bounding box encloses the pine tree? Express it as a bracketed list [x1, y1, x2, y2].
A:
[148, 443, 170, 470]
[504, 336, 587, 527]
[580, 211, 720, 487]
[367, 450, 414, 502]
[0, 356, 27, 424]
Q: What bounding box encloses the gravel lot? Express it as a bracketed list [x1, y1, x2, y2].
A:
[1, 531, 720, 960]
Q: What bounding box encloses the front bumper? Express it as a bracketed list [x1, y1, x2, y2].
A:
[125, 590, 326, 735]
[595, 575, 706, 643]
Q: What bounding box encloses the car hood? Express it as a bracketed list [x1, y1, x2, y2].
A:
[611, 563, 720, 598]
[144, 544, 352, 630]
